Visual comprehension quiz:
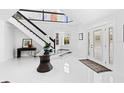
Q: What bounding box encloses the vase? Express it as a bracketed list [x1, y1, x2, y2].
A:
[37, 54, 53, 73]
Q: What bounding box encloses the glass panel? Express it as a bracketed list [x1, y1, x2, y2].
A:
[44, 13, 67, 22]
[18, 9, 72, 23]
[43, 9, 69, 22]
[44, 13, 51, 21]
[109, 27, 113, 64]
[20, 11, 42, 20]
[57, 15, 66, 22]
[93, 30, 102, 61]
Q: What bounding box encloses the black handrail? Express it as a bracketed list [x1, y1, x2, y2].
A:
[17, 11, 55, 42]
[13, 15, 55, 49]
[17, 11, 47, 35]
[19, 9, 65, 15]
[53, 39, 55, 51]
[19, 9, 73, 23]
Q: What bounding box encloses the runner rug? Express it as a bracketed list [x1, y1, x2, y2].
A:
[79, 59, 112, 73]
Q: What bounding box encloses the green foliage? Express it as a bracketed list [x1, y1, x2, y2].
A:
[43, 43, 52, 55]
[44, 43, 51, 49]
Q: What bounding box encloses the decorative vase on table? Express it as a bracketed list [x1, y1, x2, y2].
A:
[37, 43, 53, 73]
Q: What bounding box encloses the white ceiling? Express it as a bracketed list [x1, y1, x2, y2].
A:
[63, 9, 119, 25]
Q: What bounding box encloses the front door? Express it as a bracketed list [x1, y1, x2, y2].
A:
[88, 25, 114, 66]
[88, 26, 105, 63]
[93, 29, 103, 61]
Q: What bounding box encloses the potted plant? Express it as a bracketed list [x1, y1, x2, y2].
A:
[43, 43, 52, 55]
[37, 43, 53, 73]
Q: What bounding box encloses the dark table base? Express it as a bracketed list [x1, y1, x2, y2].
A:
[37, 55, 53, 73]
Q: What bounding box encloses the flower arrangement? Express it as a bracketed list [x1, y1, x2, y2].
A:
[43, 43, 52, 55]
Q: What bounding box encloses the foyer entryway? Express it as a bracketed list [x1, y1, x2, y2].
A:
[88, 24, 113, 67]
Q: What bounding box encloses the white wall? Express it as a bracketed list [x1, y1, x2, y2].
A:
[0, 21, 15, 62]
[33, 21, 77, 38]
[0, 19, 44, 60]
[33, 21, 88, 58]
[14, 11, 88, 58]
[13, 26, 43, 57]
[113, 11, 124, 82]
[0, 20, 5, 62]
[84, 10, 124, 82]
[70, 26, 87, 58]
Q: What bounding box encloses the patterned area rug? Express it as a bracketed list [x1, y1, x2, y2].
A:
[79, 59, 112, 73]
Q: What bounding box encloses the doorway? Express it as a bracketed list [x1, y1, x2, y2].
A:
[88, 25, 113, 65]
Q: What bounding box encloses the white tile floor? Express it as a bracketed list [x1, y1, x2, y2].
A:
[0, 54, 114, 83]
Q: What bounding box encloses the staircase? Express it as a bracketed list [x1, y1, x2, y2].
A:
[9, 10, 56, 55]
[9, 9, 72, 56]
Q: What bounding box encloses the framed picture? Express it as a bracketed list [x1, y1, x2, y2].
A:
[22, 39, 32, 48]
[64, 36, 70, 45]
[79, 33, 83, 40]
[55, 33, 59, 45]
[64, 33, 70, 45]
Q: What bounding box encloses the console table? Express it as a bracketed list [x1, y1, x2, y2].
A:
[17, 48, 36, 58]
